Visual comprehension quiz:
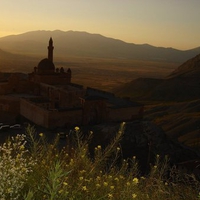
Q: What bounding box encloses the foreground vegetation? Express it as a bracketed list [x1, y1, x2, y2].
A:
[0, 123, 199, 200]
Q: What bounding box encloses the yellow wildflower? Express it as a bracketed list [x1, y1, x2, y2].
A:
[108, 175, 112, 179]
[82, 186, 87, 191]
[20, 145, 25, 150]
[103, 182, 108, 186]
[79, 176, 84, 181]
[133, 177, 139, 184]
[96, 183, 101, 188]
[74, 126, 79, 131]
[39, 133, 43, 137]
[108, 193, 113, 198]
[63, 182, 68, 186]
[132, 193, 137, 199]
[126, 182, 130, 186]
[119, 175, 124, 179]
[110, 185, 115, 190]
[58, 189, 63, 194]
[114, 177, 119, 182]
[96, 176, 101, 180]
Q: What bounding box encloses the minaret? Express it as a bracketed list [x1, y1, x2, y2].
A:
[48, 37, 54, 62]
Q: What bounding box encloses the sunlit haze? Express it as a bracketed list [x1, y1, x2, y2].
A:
[1, 0, 200, 50]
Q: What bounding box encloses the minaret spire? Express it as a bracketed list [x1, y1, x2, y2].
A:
[48, 37, 54, 62]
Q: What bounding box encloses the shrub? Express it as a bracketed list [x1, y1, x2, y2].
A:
[0, 134, 35, 200]
[0, 123, 199, 199]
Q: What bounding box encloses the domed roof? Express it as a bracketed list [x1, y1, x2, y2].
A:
[37, 58, 55, 71]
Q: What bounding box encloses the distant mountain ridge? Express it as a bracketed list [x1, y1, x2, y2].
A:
[0, 30, 200, 62]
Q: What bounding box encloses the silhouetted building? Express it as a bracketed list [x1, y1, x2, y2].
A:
[0, 38, 143, 128]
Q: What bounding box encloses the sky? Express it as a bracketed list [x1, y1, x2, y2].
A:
[1, 0, 200, 50]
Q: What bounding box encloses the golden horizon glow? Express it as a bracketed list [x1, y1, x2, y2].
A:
[1, 0, 200, 50]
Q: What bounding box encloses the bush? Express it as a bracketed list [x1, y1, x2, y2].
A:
[0, 123, 199, 200]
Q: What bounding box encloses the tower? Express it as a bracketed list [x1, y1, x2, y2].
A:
[48, 37, 54, 62]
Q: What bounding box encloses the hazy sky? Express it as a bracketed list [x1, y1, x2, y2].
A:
[1, 0, 200, 50]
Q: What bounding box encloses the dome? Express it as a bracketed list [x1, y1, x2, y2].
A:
[37, 58, 55, 71]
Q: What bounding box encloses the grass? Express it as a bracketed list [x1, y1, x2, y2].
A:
[0, 123, 199, 200]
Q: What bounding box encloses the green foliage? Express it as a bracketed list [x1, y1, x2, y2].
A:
[0, 123, 199, 199]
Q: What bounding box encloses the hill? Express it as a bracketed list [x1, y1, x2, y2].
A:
[115, 53, 200, 101]
[114, 54, 200, 149]
[0, 48, 37, 72]
[169, 54, 200, 78]
[0, 30, 200, 62]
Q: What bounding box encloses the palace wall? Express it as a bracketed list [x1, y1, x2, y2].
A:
[48, 109, 82, 128]
[20, 99, 49, 128]
[20, 98, 82, 128]
[0, 96, 20, 123]
[31, 73, 71, 85]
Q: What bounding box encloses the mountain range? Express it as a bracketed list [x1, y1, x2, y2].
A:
[0, 30, 200, 62]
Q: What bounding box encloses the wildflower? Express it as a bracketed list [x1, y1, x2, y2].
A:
[63, 182, 68, 186]
[97, 145, 101, 149]
[39, 133, 43, 137]
[133, 177, 139, 184]
[96, 183, 101, 188]
[103, 182, 108, 186]
[108, 193, 113, 198]
[114, 177, 119, 182]
[154, 165, 157, 169]
[0, 134, 35, 199]
[119, 175, 124, 179]
[82, 186, 87, 191]
[81, 154, 85, 158]
[96, 176, 101, 180]
[126, 182, 131, 186]
[69, 159, 74, 166]
[132, 193, 137, 199]
[20, 145, 25, 150]
[74, 126, 80, 131]
[79, 177, 84, 181]
[59, 189, 63, 194]
[110, 185, 115, 190]
[117, 147, 120, 151]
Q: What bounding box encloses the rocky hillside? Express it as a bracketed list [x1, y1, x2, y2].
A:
[115, 54, 200, 101]
[114, 54, 200, 150]
[87, 121, 199, 173]
[169, 54, 200, 78]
